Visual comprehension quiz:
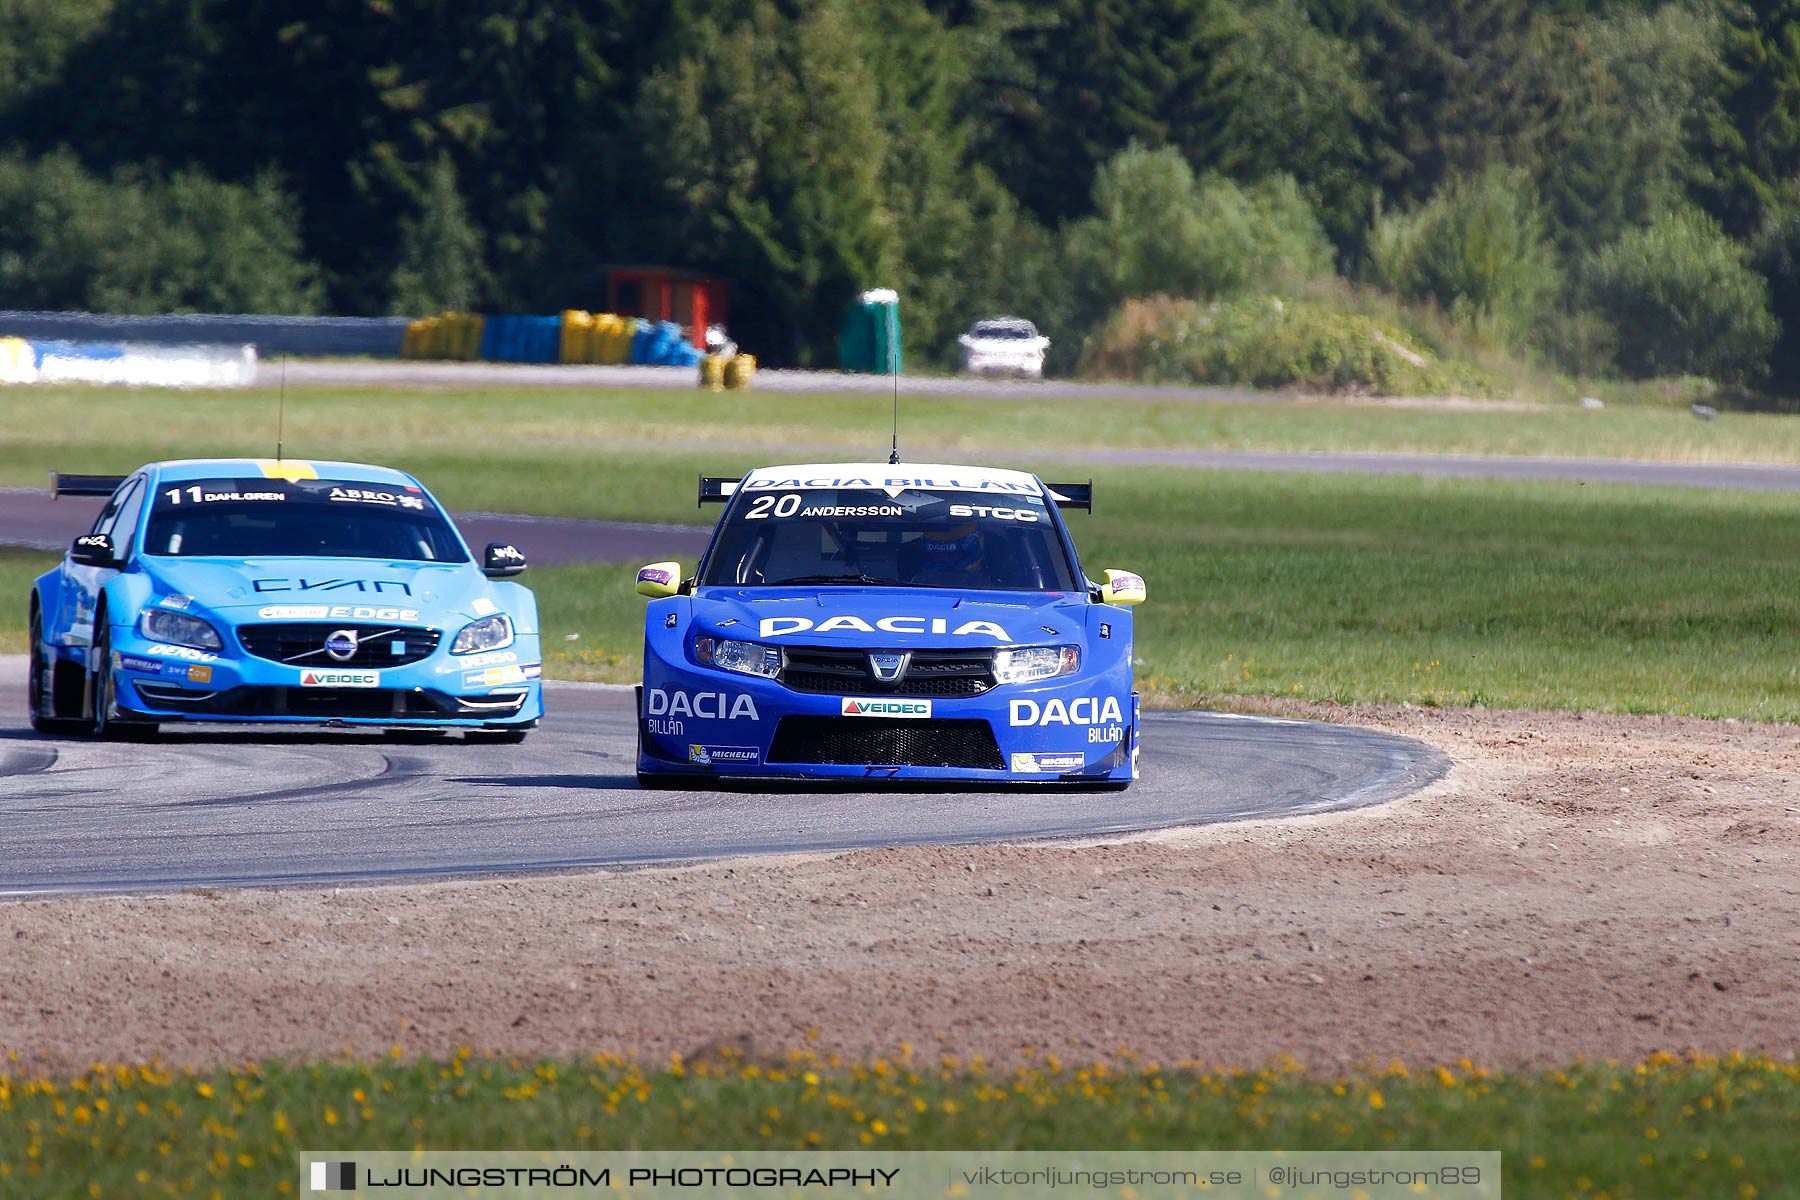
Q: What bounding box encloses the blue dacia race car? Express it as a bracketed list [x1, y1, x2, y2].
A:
[27, 458, 542, 741]
[633, 462, 1147, 786]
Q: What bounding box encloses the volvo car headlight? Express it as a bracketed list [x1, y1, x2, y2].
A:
[695, 636, 782, 677]
[451, 613, 514, 655]
[140, 609, 223, 651]
[994, 645, 1080, 684]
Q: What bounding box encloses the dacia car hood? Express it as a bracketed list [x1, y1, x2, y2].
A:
[691, 586, 1089, 647]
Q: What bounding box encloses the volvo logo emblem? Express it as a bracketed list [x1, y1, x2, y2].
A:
[868, 652, 909, 683]
[324, 629, 359, 662]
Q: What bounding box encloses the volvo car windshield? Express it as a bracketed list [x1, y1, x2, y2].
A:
[700, 487, 1078, 591]
[142, 477, 468, 561]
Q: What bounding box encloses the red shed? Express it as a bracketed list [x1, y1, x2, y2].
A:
[605, 266, 730, 349]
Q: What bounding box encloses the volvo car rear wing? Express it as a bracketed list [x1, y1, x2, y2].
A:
[50, 472, 126, 498]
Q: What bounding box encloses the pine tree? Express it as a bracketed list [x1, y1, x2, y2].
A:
[1703, 1, 1800, 238]
[631, 0, 898, 366]
[388, 156, 486, 316]
[968, 0, 1222, 224]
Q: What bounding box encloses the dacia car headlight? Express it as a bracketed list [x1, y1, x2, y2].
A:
[140, 609, 223, 651]
[451, 613, 514, 655]
[994, 645, 1080, 685]
[695, 636, 782, 678]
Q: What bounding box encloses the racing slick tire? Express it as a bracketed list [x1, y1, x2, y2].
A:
[87, 615, 158, 741]
[27, 603, 92, 737]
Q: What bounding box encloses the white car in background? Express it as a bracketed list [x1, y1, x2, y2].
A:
[958, 317, 1049, 379]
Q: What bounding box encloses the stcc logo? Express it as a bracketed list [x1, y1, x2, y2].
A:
[324, 629, 359, 661]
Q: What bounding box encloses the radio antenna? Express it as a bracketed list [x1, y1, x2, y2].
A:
[276, 354, 288, 462]
[888, 335, 900, 465]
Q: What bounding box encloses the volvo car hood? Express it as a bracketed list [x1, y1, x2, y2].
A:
[692, 587, 1089, 646]
[135, 557, 488, 624]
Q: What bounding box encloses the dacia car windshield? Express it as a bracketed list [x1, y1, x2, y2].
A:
[142, 478, 468, 562]
[700, 487, 1078, 591]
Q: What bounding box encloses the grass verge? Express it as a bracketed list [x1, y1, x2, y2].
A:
[3, 383, 1800, 505]
[6, 468, 1798, 720]
[2, 1052, 1790, 1198]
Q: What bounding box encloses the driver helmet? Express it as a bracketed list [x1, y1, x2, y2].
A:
[918, 522, 984, 574]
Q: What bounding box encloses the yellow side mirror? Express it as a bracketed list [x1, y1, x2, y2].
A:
[636, 561, 683, 599]
[1099, 568, 1146, 606]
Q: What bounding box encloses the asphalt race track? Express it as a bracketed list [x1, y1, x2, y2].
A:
[0, 661, 1447, 896]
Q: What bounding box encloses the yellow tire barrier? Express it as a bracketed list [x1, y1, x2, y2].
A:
[723, 353, 756, 390]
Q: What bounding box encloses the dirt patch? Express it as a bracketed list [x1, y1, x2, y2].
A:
[4, 703, 1798, 1073]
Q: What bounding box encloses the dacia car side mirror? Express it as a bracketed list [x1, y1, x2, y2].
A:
[636, 561, 683, 599]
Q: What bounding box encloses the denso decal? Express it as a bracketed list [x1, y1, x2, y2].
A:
[146, 644, 219, 663]
[948, 504, 1039, 522]
[252, 578, 413, 594]
[841, 698, 932, 718]
[648, 689, 759, 721]
[256, 605, 421, 621]
[300, 669, 380, 688]
[1009, 697, 1125, 726]
[453, 649, 517, 669]
[760, 615, 1012, 640]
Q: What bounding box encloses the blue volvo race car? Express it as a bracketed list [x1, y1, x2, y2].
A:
[26, 458, 542, 741]
[633, 462, 1146, 786]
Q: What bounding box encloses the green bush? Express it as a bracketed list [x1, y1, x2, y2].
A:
[0, 149, 322, 314]
[1079, 294, 1493, 396]
[1582, 208, 1776, 382]
[1366, 165, 1562, 346]
[1063, 144, 1334, 321]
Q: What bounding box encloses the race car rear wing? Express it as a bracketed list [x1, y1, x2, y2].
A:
[698, 475, 740, 505]
[698, 474, 1094, 511]
[50, 472, 126, 498]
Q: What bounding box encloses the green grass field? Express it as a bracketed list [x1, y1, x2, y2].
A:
[3, 1052, 1790, 1198]
[8, 463, 1799, 719]
[2, 384, 1800, 511]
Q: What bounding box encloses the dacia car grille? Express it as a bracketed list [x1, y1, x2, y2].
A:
[779, 646, 996, 697]
[767, 716, 1005, 770]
